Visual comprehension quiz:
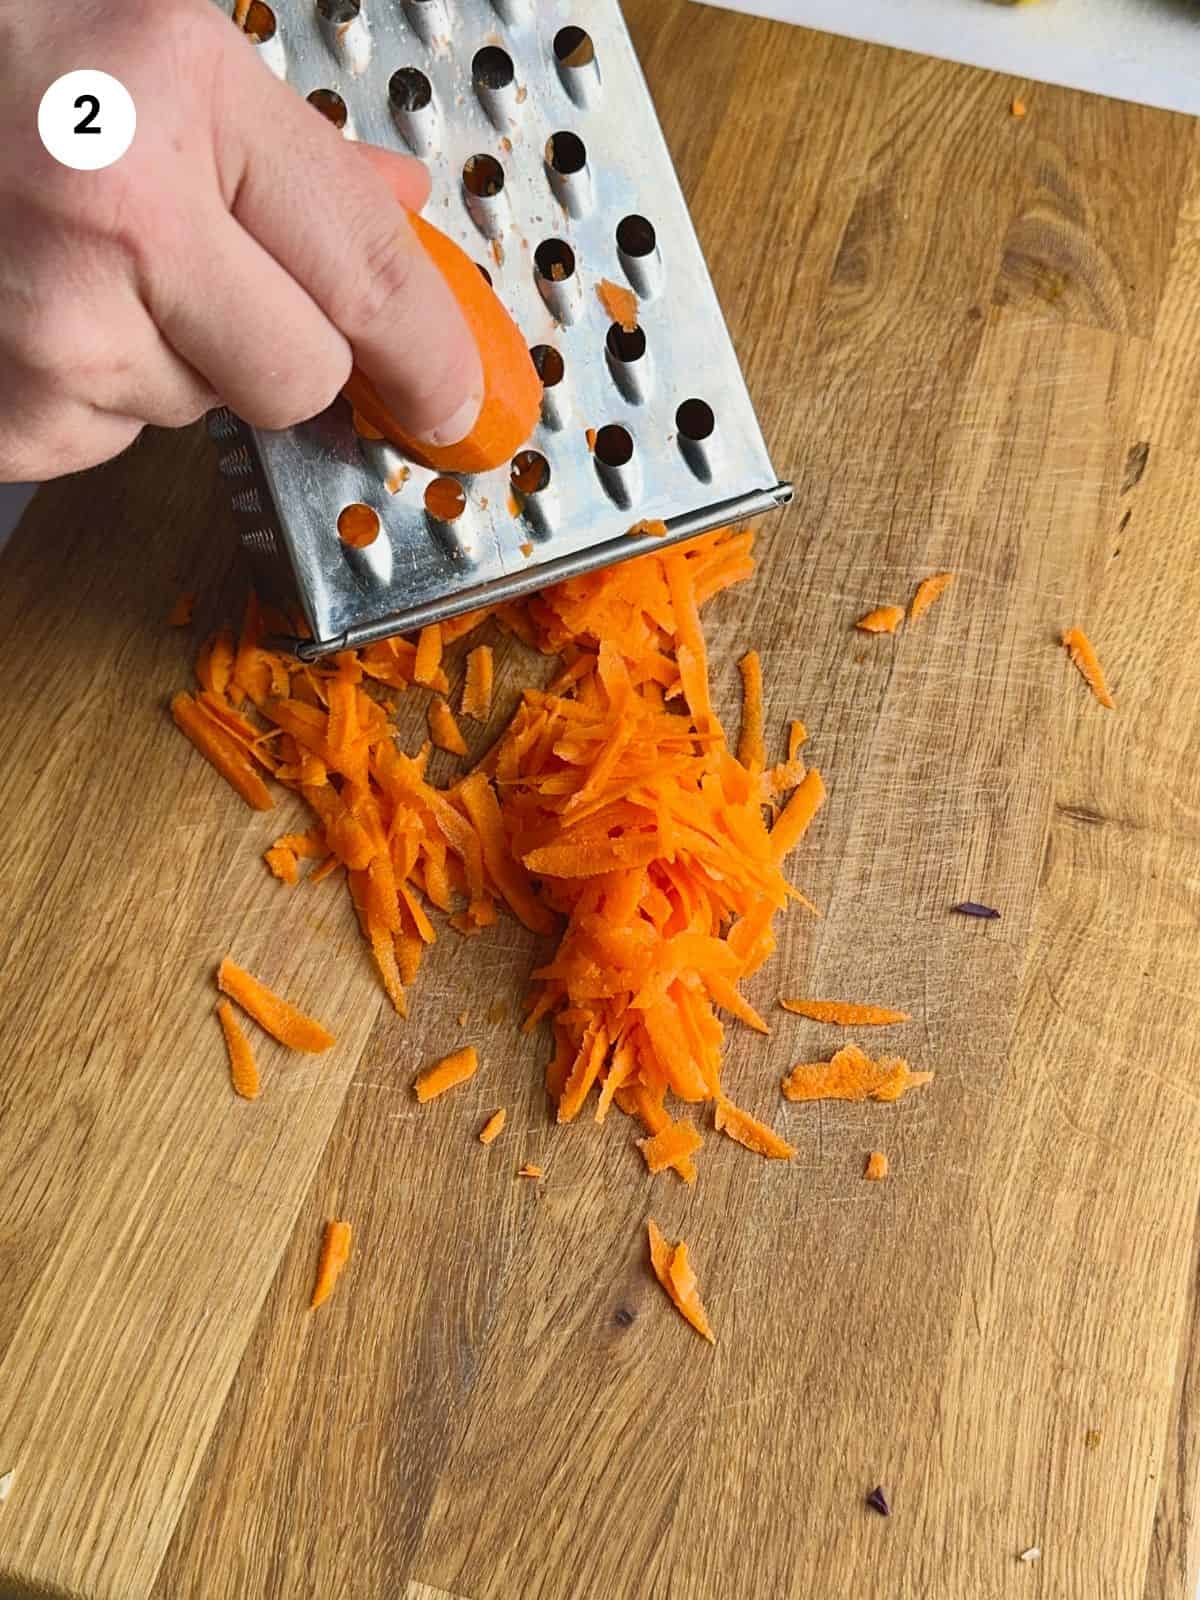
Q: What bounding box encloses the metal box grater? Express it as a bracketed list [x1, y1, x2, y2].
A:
[207, 0, 791, 659]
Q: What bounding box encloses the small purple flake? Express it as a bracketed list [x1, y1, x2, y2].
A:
[866, 1485, 890, 1517]
[952, 901, 1000, 920]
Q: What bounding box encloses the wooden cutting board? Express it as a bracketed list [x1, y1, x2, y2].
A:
[3, 5, 1200, 1596]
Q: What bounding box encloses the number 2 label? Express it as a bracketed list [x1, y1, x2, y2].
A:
[38, 71, 136, 171]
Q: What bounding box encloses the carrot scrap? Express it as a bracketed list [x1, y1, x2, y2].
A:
[647, 1219, 714, 1343]
[264, 844, 299, 886]
[520, 540, 534, 557]
[628, 519, 668, 539]
[216, 957, 335, 1052]
[714, 1097, 795, 1160]
[457, 1010, 469, 1026]
[461, 645, 494, 721]
[909, 571, 954, 621]
[779, 999, 910, 1026]
[518, 1162, 544, 1179]
[172, 693, 274, 811]
[310, 1219, 352, 1308]
[233, 0, 252, 26]
[415, 1044, 479, 1102]
[737, 650, 765, 771]
[1011, 97, 1026, 118]
[637, 1119, 703, 1178]
[195, 629, 236, 697]
[216, 1000, 260, 1100]
[787, 720, 807, 760]
[429, 697, 469, 756]
[855, 605, 904, 634]
[479, 1108, 507, 1144]
[865, 1150, 889, 1180]
[1062, 626, 1114, 709]
[781, 1043, 933, 1103]
[414, 624, 443, 689]
[770, 768, 826, 861]
[597, 277, 638, 333]
[168, 591, 196, 628]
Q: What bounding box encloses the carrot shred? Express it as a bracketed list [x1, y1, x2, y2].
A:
[479, 1108, 507, 1144]
[414, 624, 443, 688]
[781, 1043, 933, 1103]
[855, 605, 904, 634]
[415, 1044, 479, 1102]
[310, 1219, 352, 1308]
[597, 278, 638, 332]
[1062, 626, 1115, 709]
[168, 591, 196, 628]
[780, 999, 910, 1026]
[584, 428, 596, 453]
[909, 572, 954, 622]
[636, 1118, 703, 1178]
[518, 1162, 544, 1179]
[647, 1220, 714, 1343]
[736, 650, 765, 772]
[429, 697, 469, 756]
[461, 645, 494, 721]
[233, 0, 252, 25]
[216, 957, 335, 1052]
[628, 519, 668, 539]
[217, 1000, 260, 1100]
[865, 1150, 889, 1180]
[714, 1097, 795, 1159]
[264, 844, 299, 886]
[172, 692, 274, 811]
[787, 720, 807, 761]
[770, 768, 826, 861]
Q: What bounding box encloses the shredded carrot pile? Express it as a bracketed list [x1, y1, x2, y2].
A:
[855, 605, 904, 634]
[311, 1219, 352, 1308]
[781, 1043, 933, 1103]
[216, 1000, 260, 1099]
[909, 572, 954, 621]
[217, 957, 335, 1052]
[1062, 626, 1114, 709]
[479, 1108, 507, 1144]
[416, 1045, 479, 1102]
[647, 1219, 714, 1342]
[168, 591, 196, 628]
[780, 999, 910, 1026]
[864, 1150, 889, 1180]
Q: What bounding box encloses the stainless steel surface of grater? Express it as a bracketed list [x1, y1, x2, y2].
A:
[207, 0, 791, 659]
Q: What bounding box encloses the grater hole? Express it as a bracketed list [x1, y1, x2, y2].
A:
[617, 214, 656, 259]
[307, 89, 348, 129]
[594, 425, 633, 468]
[337, 502, 381, 549]
[316, 0, 360, 17]
[535, 239, 575, 282]
[546, 131, 586, 176]
[473, 45, 515, 91]
[511, 450, 551, 495]
[554, 25, 595, 67]
[243, 1, 276, 40]
[463, 154, 505, 199]
[477, 263, 493, 286]
[425, 477, 467, 521]
[676, 398, 715, 442]
[530, 345, 564, 387]
[389, 67, 432, 113]
[606, 323, 645, 363]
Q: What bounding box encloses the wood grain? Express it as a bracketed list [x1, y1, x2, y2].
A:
[1, 4, 1199, 1598]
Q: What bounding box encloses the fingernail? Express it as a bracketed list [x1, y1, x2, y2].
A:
[416, 384, 484, 448]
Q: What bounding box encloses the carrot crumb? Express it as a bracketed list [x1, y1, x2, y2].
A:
[416, 1045, 479, 1102]
[385, 463, 410, 495]
[311, 1219, 352, 1308]
[168, 591, 196, 628]
[1011, 97, 1027, 118]
[597, 278, 638, 332]
[855, 605, 904, 634]
[518, 1162, 543, 1179]
[457, 1011, 469, 1026]
[909, 572, 954, 621]
[1062, 626, 1114, 708]
[519, 540, 534, 557]
[865, 1150, 889, 1181]
[585, 427, 597, 452]
[479, 1108, 507, 1144]
[627, 519, 668, 539]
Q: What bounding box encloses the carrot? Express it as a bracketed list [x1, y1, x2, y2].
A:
[168, 591, 196, 628]
[217, 1000, 260, 1100]
[628, 519, 668, 539]
[855, 605, 904, 634]
[1062, 626, 1114, 709]
[343, 212, 541, 474]
[172, 692, 274, 811]
[429, 698, 469, 756]
[770, 768, 826, 861]
[597, 278, 638, 332]
[216, 957, 335, 1052]
[479, 1108, 507, 1144]
[647, 1220, 714, 1343]
[714, 1097, 795, 1159]
[264, 844, 299, 886]
[413, 624, 443, 689]
[865, 1150, 889, 1180]
[787, 720, 807, 760]
[781, 1043, 933, 1103]
[1011, 97, 1026, 118]
[310, 1219, 352, 1308]
[195, 629, 236, 697]
[518, 1163, 544, 1179]
[461, 645, 494, 720]
[584, 428, 596, 453]
[909, 572, 954, 621]
[415, 1044, 478, 1102]
[636, 1118, 703, 1178]
[736, 650, 765, 772]
[233, 0, 252, 26]
[779, 999, 910, 1026]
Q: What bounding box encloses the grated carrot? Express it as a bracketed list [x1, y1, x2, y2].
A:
[518, 1162, 544, 1179]
[637, 1118, 703, 1178]
[770, 768, 826, 861]
[168, 591, 196, 627]
[647, 1219, 714, 1342]
[461, 645, 494, 720]
[781, 1043, 933, 1103]
[597, 278, 638, 332]
[855, 605, 904, 634]
[585, 428, 597, 453]
[714, 1097, 795, 1159]
[172, 693, 274, 811]
[414, 624, 443, 688]
[780, 999, 910, 1025]
[216, 957, 335, 1051]
[736, 650, 765, 772]
[216, 1000, 260, 1099]
[311, 1219, 352, 1308]
[787, 720, 807, 760]
[479, 1108, 507, 1144]
[415, 1045, 478, 1102]
[429, 697, 469, 755]
[628, 519, 668, 539]
[1062, 626, 1114, 709]
[909, 572, 954, 622]
[865, 1150, 889, 1180]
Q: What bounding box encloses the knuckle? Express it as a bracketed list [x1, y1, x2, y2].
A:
[329, 219, 416, 336]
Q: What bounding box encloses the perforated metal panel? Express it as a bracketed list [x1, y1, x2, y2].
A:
[208, 0, 791, 658]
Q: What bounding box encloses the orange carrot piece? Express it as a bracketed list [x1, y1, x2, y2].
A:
[414, 624, 443, 688]
[217, 1000, 260, 1100]
[787, 720, 808, 760]
[1062, 626, 1114, 709]
[168, 591, 196, 628]
[779, 999, 910, 1026]
[597, 277, 638, 332]
[855, 605, 904, 634]
[584, 428, 597, 454]
[195, 628, 236, 697]
[461, 645, 494, 721]
[415, 1045, 479, 1102]
[172, 692, 274, 811]
[429, 697, 469, 756]
[636, 1118, 703, 1177]
[264, 844, 299, 886]
[647, 1220, 714, 1343]
[909, 572, 954, 621]
[479, 1108, 507, 1145]
[233, 0, 252, 24]
[865, 1150, 889, 1181]
[781, 1042, 933, 1103]
[770, 768, 826, 861]
[311, 1219, 352, 1308]
[518, 1162, 544, 1179]
[628, 519, 668, 539]
[216, 957, 335, 1052]
[714, 1097, 795, 1159]
[736, 650, 765, 771]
